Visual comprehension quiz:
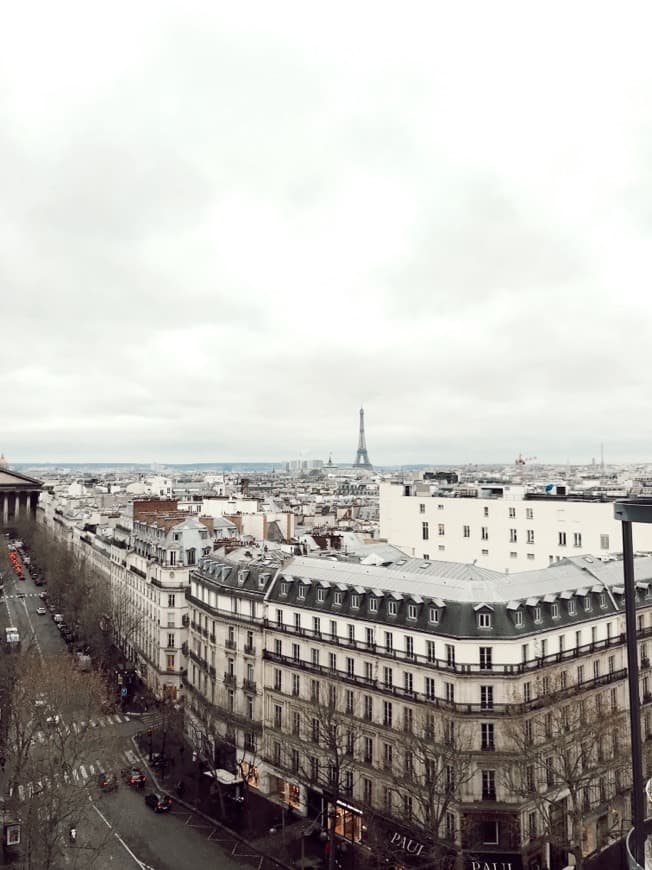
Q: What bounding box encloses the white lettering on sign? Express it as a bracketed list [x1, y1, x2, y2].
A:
[389, 832, 425, 856]
[470, 862, 513, 870]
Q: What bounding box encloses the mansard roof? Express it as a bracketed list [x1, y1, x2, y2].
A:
[263, 553, 648, 639]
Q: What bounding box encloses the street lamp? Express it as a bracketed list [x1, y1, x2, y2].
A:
[614, 498, 652, 869]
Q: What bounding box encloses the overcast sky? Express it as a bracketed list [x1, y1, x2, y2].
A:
[2, 2, 652, 465]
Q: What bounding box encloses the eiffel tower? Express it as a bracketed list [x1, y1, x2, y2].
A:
[354, 407, 373, 469]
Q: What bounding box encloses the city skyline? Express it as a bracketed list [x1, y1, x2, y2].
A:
[3, 5, 652, 464]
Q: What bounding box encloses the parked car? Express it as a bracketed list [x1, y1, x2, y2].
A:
[145, 792, 172, 813]
[36, 607, 46, 615]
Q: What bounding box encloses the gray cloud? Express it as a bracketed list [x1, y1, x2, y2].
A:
[2, 4, 652, 464]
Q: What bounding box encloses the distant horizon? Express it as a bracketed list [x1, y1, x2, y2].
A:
[8, 459, 652, 471]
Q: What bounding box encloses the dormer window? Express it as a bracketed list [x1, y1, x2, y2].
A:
[551, 603, 560, 619]
[568, 599, 576, 615]
[369, 598, 378, 613]
[474, 603, 494, 630]
[387, 600, 397, 617]
[584, 596, 592, 612]
[317, 588, 326, 603]
[297, 585, 306, 600]
[428, 607, 440, 624]
[478, 612, 492, 629]
[334, 591, 343, 606]
[533, 606, 542, 624]
[280, 582, 288, 596]
[407, 604, 418, 621]
[514, 610, 523, 627]
[600, 592, 607, 609]
[351, 594, 360, 609]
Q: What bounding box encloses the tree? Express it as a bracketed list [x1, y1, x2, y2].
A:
[298, 683, 362, 870]
[4, 652, 118, 869]
[384, 708, 475, 869]
[503, 677, 630, 870]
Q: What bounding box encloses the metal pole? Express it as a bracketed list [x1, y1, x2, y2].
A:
[622, 519, 645, 866]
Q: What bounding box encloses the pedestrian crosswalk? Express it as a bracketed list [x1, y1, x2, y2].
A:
[9, 748, 142, 802]
[4, 592, 40, 599]
[30, 713, 133, 744]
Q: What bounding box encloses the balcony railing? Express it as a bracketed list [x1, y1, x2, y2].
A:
[224, 673, 236, 687]
[267, 620, 629, 676]
[261, 650, 627, 715]
[243, 679, 257, 693]
[244, 644, 256, 656]
[225, 638, 236, 650]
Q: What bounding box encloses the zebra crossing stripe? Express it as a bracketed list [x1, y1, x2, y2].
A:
[72, 768, 80, 782]
[125, 749, 138, 764]
[17, 785, 24, 800]
[79, 765, 87, 781]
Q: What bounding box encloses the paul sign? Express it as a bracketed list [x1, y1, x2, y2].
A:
[389, 832, 426, 856]
[469, 862, 514, 870]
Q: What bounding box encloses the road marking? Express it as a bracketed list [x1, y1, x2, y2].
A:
[17, 785, 24, 800]
[125, 749, 138, 764]
[90, 801, 155, 869]
[79, 765, 87, 781]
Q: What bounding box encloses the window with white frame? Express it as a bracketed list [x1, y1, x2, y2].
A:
[568, 598, 576, 615]
[514, 610, 523, 627]
[407, 603, 417, 620]
[527, 529, 535, 544]
[351, 594, 360, 608]
[428, 606, 440, 624]
[478, 611, 492, 629]
[334, 591, 343, 606]
[369, 598, 378, 613]
[317, 587, 326, 603]
[297, 585, 306, 600]
[387, 600, 397, 617]
[551, 603, 560, 619]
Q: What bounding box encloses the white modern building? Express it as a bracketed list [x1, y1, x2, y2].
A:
[380, 480, 652, 572]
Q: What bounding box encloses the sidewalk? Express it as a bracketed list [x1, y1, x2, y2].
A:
[131, 725, 356, 870]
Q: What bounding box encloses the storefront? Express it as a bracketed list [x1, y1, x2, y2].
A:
[269, 774, 302, 809]
[239, 760, 260, 790]
[330, 799, 363, 843]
